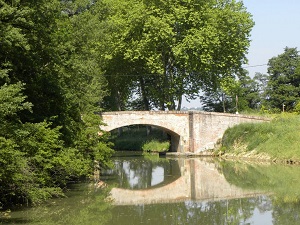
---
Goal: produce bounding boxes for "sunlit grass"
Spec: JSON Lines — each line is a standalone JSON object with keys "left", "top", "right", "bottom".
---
{"left": 142, "top": 140, "right": 170, "bottom": 153}
{"left": 221, "top": 114, "right": 300, "bottom": 161}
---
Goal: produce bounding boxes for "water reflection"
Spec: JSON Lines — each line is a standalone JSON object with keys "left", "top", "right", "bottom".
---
{"left": 107, "top": 156, "right": 263, "bottom": 205}
{"left": 3, "top": 156, "right": 300, "bottom": 225}
{"left": 0, "top": 183, "right": 112, "bottom": 225}
{"left": 101, "top": 155, "right": 181, "bottom": 189}
{"left": 109, "top": 196, "right": 273, "bottom": 225}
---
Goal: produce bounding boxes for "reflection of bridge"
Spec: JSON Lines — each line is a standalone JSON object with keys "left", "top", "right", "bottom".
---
{"left": 110, "top": 159, "right": 262, "bottom": 205}
{"left": 100, "top": 111, "right": 269, "bottom": 153}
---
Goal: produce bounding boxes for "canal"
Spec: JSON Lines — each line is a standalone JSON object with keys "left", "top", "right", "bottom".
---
{"left": 2, "top": 152, "right": 300, "bottom": 225}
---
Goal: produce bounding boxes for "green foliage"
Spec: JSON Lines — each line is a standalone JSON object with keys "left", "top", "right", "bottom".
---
{"left": 201, "top": 47, "right": 300, "bottom": 114}
{"left": 201, "top": 69, "right": 264, "bottom": 113}
{"left": 110, "top": 126, "right": 169, "bottom": 151}
{"left": 101, "top": 0, "right": 254, "bottom": 110}
{"left": 266, "top": 47, "right": 300, "bottom": 111}
{"left": 0, "top": 101, "right": 99, "bottom": 206}
{"left": 142, "top": 141, "right": 170, "bottom": 153}
{"left": 0, "top": 0, "right": 113, "bottom": 207}
{"left": 294, "top": 102, "right": 300, "bottom": 114}
{"left": 221, "top": 114, "right": 300, "bottom": 161}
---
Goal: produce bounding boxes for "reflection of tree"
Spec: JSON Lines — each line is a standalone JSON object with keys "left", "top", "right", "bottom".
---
{"left": 273, "top": 202, "right": 300, "bottom": 225}
{"left": 220, "top": 160, "right": 300, "bottom": 224}
{"left": 220, "top": 161, "right": 300, "bottom": 202}
{"left": 107, "top": 197, "right": 263, "bottom": 225}
{"left": 106, "top": 157, "right": 180, "bottom": 189}
{"left": 0, "top": 184, "right": 112, "bottom": 225}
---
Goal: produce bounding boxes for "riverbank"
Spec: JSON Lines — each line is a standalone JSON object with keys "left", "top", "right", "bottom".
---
{"left": 215, "top": 114, "right": 300, "bottom": 164}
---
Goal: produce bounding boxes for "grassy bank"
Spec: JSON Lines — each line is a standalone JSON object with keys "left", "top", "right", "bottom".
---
{"left": 218, "top": 114, "right": 300, "bottom": 163}
{"left": 109, "top": 126, "right": 170, "bottom": 152}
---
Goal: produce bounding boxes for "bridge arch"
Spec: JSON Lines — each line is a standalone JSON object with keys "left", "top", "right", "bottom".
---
{"left": 100, "top": 111, "right": 190, "bottom": 153}
{"left": 104, "top": 124, "right": 181, "bottom": 152}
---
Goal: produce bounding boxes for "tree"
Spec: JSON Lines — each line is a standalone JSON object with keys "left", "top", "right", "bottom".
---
{"left": 266, "top": 47, "right": 300, "bottom": 111}
{"left": 101, "top": 0, "right": 254, "bottom": 110}
{"left": 251, "top": 72, "right": 269, "bottom": 110}
{"left": 0, "top": 0, "right": 113, "bottom": 207}
{"left": 201, "top": 70, "right": 261, "bottom": 113}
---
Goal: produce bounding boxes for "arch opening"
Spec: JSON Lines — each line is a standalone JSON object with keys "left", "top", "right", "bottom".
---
{"left": 107, "top": 124, "right": 181, "bottom": 152}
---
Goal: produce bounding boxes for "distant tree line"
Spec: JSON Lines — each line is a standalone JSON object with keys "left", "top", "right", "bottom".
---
{"left": 201, "top": 47, "right": 300, "bottom": 113}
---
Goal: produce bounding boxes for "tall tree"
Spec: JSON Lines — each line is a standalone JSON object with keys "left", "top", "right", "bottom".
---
{"left": 266, "top": 47, "right": 300, "bottom": 111}
{"left": 101, "top": 0, "right": 254, "bottom": 110}
{"left": 0, "top": 0, "right": 113, "bottom": 206}
{"left": 251, "top": 72, "right": 269, "bottom": 110}
{"left": 201, "top": 70, "right": 264, "bottom": 113}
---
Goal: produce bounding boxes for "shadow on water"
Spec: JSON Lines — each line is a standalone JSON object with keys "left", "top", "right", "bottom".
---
{"left": 3, "top": 154, "right": 300, "bottom": 224}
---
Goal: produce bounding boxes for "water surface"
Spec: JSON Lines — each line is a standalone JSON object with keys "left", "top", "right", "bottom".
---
{"left": 2, "top": 153, "right": 300, "bottom": 225}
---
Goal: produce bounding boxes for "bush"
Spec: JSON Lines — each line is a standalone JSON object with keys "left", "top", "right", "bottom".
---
{"left": 142, "top": 140, "right": 170, "bottom": 153}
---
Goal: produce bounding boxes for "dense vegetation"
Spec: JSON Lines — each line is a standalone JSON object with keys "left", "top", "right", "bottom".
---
{"left": 101, "top": 0, "right": 254, "bottom": 111}
{"left": 0, "top": 0, "right": 114, "bottom": 207}
{"left": 219, "top": 114, "right": 300, "bottom": 162}
{"left": 201, "top": 47, "right": 300, "bottom": 113}
{"left": 110, "top": 126, "right": 170, "bottom": 153}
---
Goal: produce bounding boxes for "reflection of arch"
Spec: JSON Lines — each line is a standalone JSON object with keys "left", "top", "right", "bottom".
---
{"left": 110, "top": 159, "right": 265, "bottom": 205}
{"left": 108, "top": 157, "right": 182, "bottom": 190}
{"left": 109, "top": 124, "right": 181, "bottom": 152}
{"left": 148, "top": 158, "right": 182, "bottom": 188}
{"left": 111, "top": 175, "right": 189, "bottom": 205}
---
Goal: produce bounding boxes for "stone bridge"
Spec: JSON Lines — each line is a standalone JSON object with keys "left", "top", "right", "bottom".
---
{"left": 110, "top": 159, "right": 263, "bottom": 205}
{"left": 100, "top": 111, "right": 269, "bottom": 154}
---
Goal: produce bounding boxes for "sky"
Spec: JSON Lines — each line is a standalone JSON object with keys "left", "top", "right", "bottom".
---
{"left": 183, "top": 0, "right": 300, "bottom": 108}
{"left": 243, "top": 0, "right": 300, "bottom": 77}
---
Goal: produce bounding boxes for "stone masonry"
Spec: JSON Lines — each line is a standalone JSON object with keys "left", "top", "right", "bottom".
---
{"left": 100, "top": 111, "right": 270, "bottom": 154}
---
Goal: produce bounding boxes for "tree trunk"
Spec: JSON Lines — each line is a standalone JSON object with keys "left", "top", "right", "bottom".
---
{"left": 222, "top": 92, "right": 226, "bottom": 113}
{"left": 139, "top": 77, "right": 150, "bottom": 110}
{"left": 177, "top": 95, "right": 182, "bottom": 111}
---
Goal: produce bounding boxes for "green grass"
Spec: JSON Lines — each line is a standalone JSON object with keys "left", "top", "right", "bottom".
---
{"left": 220, "top": 113, "right": 300, "bottom": 161}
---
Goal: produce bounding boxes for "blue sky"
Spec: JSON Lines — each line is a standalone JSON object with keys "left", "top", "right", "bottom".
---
{"left": 243, "top": 0, "right": 300, "bottom": 77}
{"left": 183, "top": 0, "right": 300, "bottom": 108}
